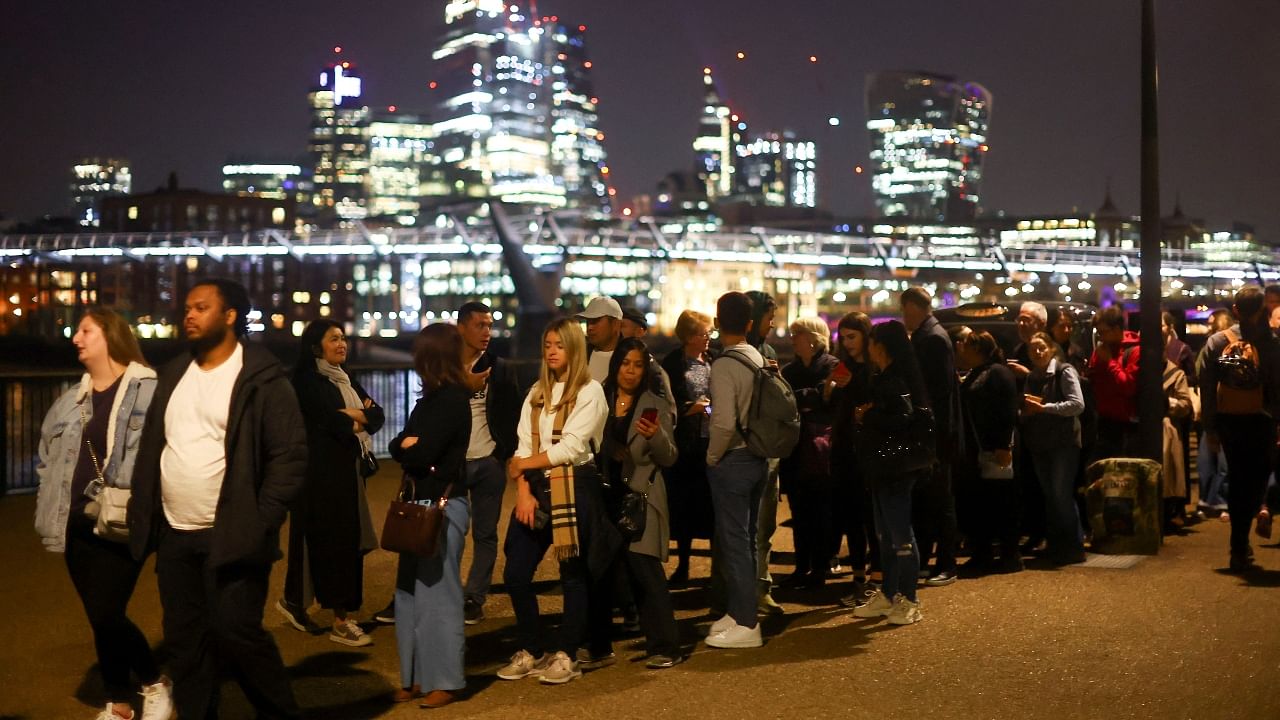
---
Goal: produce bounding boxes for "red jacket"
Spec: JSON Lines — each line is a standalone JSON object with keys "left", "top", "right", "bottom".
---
{"left": 1088, "top": 334, "right": 1140, "bottom": 422}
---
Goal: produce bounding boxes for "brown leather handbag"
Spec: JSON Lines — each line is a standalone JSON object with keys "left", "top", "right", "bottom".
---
{"left": 380, "top": 470, "right": 454, "bottom": 558}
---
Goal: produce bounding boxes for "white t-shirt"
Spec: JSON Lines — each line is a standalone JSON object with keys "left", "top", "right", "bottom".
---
{"left": 466, "top": 354, "right": 497, "bottom": 460}
{"left": 161, "top": 343, "right": 244, "bottom": 530}
{"left": 588, "top": 348, "right": 613, "bottom": 384}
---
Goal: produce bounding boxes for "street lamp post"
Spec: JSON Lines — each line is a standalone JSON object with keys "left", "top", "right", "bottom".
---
{"left": 1137, "top": 0, "right": 1165, "bottom": 462}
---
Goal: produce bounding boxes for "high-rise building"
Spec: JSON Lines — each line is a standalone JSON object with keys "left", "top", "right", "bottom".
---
{"left": 367, "top": 110, "right": 437, "bottom": 224}
{"left": 70, "top": 158, "right": 131, "bottom": 227}
{"left": 693, "top": 68, "right": 733, "bottom": 200}
{"left": 546, "top": 20, "right": 609, "bottom": 211}
{"left": 734, "top": 131, "right": 817, "bottom": 208}
{"left": 309, "top": 60, "right": 370, "bottom": 223}
{"left": 865, "top": 71, "right": 991, "bottom": 222}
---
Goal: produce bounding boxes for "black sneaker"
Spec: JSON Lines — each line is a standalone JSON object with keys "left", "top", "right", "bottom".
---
{"left": 645, "top": 654, "right": 683, "bottom": 669}
{"left": 373, "top": 601, "right": 395, "bottom": 625}
{"left": 464, "top": 599, "right": 485, "bottom": 626}
{"left": 1229, "top": 554, "right": 1260, "bottom": 574}
{"left": 924, "top": 570, "right": 958, "bottom": 587}
{"left": 275, "top": 599, "right": 317, "bottom": 632}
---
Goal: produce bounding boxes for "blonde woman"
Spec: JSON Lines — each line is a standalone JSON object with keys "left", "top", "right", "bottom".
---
{"left": 497, "top": 318, "right": 616, "bottom": 685}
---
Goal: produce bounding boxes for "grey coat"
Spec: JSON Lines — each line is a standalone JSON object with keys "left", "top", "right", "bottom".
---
{"left": 612, "top": 390, "right": 678, "bottom": 561}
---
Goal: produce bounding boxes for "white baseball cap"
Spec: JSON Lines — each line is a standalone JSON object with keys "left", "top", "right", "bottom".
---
{"left": 576, "top": 297, "right": 623, "bottom": 320}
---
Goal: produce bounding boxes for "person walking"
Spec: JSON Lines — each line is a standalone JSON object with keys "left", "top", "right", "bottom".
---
{"left": 279, "top": 320, "right": 384, "bottom": 647}
{"left": 829, "top": 312, "right": 880, "bottom": 601}
{"left": 497, "top": 318, "right": 618, "bottom": 685}
{"left": 36, "top": 309, "right": 173, "bottom": 720}
{"left": 128, "top": 279, "right": 305, "bottom": 720}
{"left": 388, "top": 323, "right": 473, "bottom": 709}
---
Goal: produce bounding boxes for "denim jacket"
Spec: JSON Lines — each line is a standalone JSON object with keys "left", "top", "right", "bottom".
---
{"left": 34, "top": 362, "right": 157, "bottom": 552}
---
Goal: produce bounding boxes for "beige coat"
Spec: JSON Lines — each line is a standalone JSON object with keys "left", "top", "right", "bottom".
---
{"left": 1162, "top": 361, "right": 1193, "bottom": 498}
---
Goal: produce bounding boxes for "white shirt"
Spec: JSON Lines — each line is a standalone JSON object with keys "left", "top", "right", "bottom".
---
{"left": 466, "top": 354, "right": 497, "bottom": 460}
{"left": 160, "top": 343, "right": 243, "bottom": 529}
{"left": 516, "top": 380, "right": 607, "bottom": 467}
{"left": 588, "top": 349, "right": 613, "bottom": 384}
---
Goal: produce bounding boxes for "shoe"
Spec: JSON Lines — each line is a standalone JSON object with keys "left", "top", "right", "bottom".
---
{"left": 646, "top": 653, "right": 683, "bottom": 669}
{"left": 839, "top": 589, "right": 872, "bottom": 609}
{"left": 1219, "top": 512, "right": 1231, "bottom": 523}
{"left": 1257, "top": 509, "right": 1273, "bottom": 539}
{"left": 709, "top": 614, "right": 735, "bottom": 635}
{"left": 886, "top": 594, "right": 922, "bottom": 625}
{"left": 1229, "top": 554, "right": 1260, "bottom": 574}
{"left": 539, "top": 651, "right": 582, "bottom": 684}
{"left": 329, "top": 619, "right": 372, "bottom": 647}
{"left": 999, "top": 555, "right": 1025, "bottom": 573}
{"left": 463, "top": 599, "right": 485, "bottom": 626}
{"left": 779, "top": 571, "right": 812, "bottom": 588}
{"left": 139, "top": 675, "right": 173, "bottom": 720}
{"left": 705, "top": 622, "right": 763, "bottom": 649}
{"left": 275, "top": 599, "right": 314, "bottom": 632}
{"left": 419, "top": 690, "right": 456, "bottom": 709}
{"left": 575, "top": 648, "right": 616, "bottom": 670}
{"left": 668, "top": 565, "right": 690, "bottom": 586}
{"left": 925, "top": 570, "right": 958, "bottom": 587}
{"left": 758, "top": 593, "right": 784, "bottom": 615}
{"left": 392, "top": 684, "right": 422, "bottom": 703}
{"left": 94, "top": 704, "right": 131, "bottom": 720}
{"left": 1049, "top": 551, "right": 1087, "bottom": 566}
{"left": 1021, "top": 538, "right": 1046, "bottom": 555}
{"left": 852, "top": 589, "right": 893, "bottom": 618}
{"left": 497, "top": 650, "right": 549, "bottom": 680}
{"left": 917, "top": 569, "right": 931, "bottom": 580}
{"left": 373, "top": 601, "right": 395, "bottom": 624}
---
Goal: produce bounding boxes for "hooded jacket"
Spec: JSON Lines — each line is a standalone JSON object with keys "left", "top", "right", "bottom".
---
{"left": 128, "top": 342, "right": 307, "bottom": 568}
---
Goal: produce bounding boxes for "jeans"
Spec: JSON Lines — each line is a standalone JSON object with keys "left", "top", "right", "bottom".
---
{"left": 1217, "top": 414, "right": 1275, "bottom": 557}
{"left": 872, "top": 471, "right": 923, "bottom": 602}
{"left": 463, "top": 456, "right": 506, "bottom": 606}
{"left": 1030, "top": 445, "right": 1085, "bottom": 558}
{"left": 708, "top": 449, "right": 768, "bottom": 627}
{"left": 912, "top": 462, "right": 958, "bottom": 573}
{"left": 756, "top": 458, "right": 781, "bottom": 594}
{"left": 1196, "top": 431, "right": 1229, "bottom": 510}
{"left": 395, "top": 496, "right": 469, "bottom": 692}
{"left": 64, "top": 522, "right": 161, "bottom": 703}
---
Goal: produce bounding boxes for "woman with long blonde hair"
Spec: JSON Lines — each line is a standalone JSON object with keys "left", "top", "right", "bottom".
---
{"left": 497, "top": 317, "right": 617, "bottom": 686}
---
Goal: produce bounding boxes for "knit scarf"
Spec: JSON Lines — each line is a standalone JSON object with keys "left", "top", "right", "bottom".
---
{"left": 315, "top": 358, "right": 372, "bottom": 453}
{"left": 531, "top": 398, "right": 579, "bottom": 561}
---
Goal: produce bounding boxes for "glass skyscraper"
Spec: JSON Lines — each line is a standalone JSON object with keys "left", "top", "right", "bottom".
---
{"left": 309, "top": 60, "right": 370, "bottom": 223}
{"left": 693, "top": 68, "right": 733, "bottom": 200}
{"left": 734, "top": 130, "right": 817, "bottom": 208}
{"left": 70, "top": 158, "right": 131, "bottom": 227}
{"left": 865, "top": 71, "right": 991, "bottom": 222}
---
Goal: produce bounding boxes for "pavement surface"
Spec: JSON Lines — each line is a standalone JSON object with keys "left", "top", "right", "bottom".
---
{"left": 3, "top": 465, "right": 1279, "bottom": 720}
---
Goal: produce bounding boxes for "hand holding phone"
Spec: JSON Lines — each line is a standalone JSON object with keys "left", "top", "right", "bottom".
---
{"left": 640, "top": 407, "right": 659, "bottom": 424}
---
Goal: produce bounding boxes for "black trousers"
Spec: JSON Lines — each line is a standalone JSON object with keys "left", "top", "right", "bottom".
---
{"left": 967, "top": 476, "right": 1022, "bottom": 559}
{"left": 912, "top": 462, "right": 959, "bottom": 572}
{"left": 156, "top": 526, "right": 300, "bottom": 720}
{"left": 65, "top": 522, "right": 161, "bottom": 703}
{"left": 597, "top": 549, "right": 680, "bottom": 657}
{"left": 788, "top": 476, "right": 835, "bottom": 575}
{"left": 1217, "top": 414, "right": 1275, "bottom": 557}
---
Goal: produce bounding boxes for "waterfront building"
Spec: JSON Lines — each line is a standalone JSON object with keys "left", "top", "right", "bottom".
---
{"left": 309, "top": 60, "right": 370, "bottom": 223}
{"left": 865, "top": 71, "right": 991, "bottom": 222}
{"left": 70, "top": 158, "right": 131, "bottom": 227}
{"left": 97, "top": 174, "right": 294, "bottom": 233}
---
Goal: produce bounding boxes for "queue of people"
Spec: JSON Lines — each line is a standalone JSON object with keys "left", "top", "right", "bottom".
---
{"left": 35, "top": 277, "right": 1276, "bottom": 718}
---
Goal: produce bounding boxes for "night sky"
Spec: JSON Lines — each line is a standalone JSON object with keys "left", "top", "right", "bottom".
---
{"left": 3, "top": 1, "right": 1277, "bottom": 236}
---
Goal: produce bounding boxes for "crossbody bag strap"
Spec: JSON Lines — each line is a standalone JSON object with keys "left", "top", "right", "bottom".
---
{"left": 78, "top": 402, "right": 107, "bottom": 490}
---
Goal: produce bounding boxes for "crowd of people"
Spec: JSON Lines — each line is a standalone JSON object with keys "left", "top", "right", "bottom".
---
{"left": 33, "top": 277, "right": 1280, "bottom": 718}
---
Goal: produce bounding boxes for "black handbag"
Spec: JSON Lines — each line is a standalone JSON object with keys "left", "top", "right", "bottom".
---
{"left": 359, "top": 447, "right": 380, "bottom": 479}
{"left": 858, "top": 401, "right": 936, "bottom": 478}
{"left": 613, "top": 484, "right": 648, "bottom": 542}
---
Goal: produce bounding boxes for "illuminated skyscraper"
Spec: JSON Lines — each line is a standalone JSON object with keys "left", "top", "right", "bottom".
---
{"left": 367, "top": 110, "right": 437, "bottom": 224}
{"left": 546, "top": 20, "right": 608, "bottom": 211}
{"left": 309, "top": 60, "right": 370, "bottom": 223}
{"left": 693, "top": 68, "right": 733, "bottom": 199}
{"left": 70, "top": 158, "right": 131, "bottom": 227}
{"left": 734, "top": 131, "right": 817, "bottom": 208}
{"left": 865, "top": 71, "right": 990, "bottom": 222}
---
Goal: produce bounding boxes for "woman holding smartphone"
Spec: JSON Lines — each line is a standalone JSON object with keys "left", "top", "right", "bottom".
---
{"left": 600, "top": 338, "right": 683, "bottom": 668}
{"left": 498, "top": 318, "right": 617, "bottom": 685}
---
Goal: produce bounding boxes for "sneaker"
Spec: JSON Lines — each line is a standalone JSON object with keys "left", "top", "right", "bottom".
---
{"left": 1219, "top": 512, "right": 1231, "bottom": 523}
{"left": 709, "top": 614, "right": 735, "bottom": 635}
{"left": 464, "top": 599, "right": 485, "bottom": 625}
{"left": 839, "top": 589, "right": 871, "bottom": 609}
{"left": 94, "top": 705, "right": 131, "bottom": 720}
{"left": 706, "top": 622, "right": 763, "bottom": 649}
{"left": 852, "top": 589, "right": 893, "bottom": 618}
{"left": 139, "top": 676, "right": 173, "bottom": 720}
{"left": 275, "top": 599, "right": 314, "bottom": 632}
{"left": 575, "top": 648, "right": 616, "bottom": 670}
{"left": 373, "top": 601, "right": 395, "bottom": 625}
{"left": 1229, "top": 554, "right": 1260, "bottom": 574}
{"left": 539, "top": 651, "right": 582, "bottom": 684}
{"left": 886, "top": 594, "right": 922, "bottom": 625}
{"left": 329, "top": 619, "right": 372, "bottom": 647}
{"left": 1257, "top": 509, "right": 1273, "bottom": 539}
{"left": 497, "top": 650, "right": 549, "bottom": 680}
{"left": 925, "top": 570, "right": 958, "bottom": 587}
{"left": 758, "top": 593, "right": 784, "bottom": 615}
{"left": 646, "top": 653, "right": 683, "bottom": 669}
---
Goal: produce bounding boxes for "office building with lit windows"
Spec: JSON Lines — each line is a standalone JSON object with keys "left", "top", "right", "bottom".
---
{"left": 546, "top": 19, "right": 609, "bottom": 211}
{"left": 70, "top": 158, "right": 132, "bottom": 227}
{"left": 309, "top": 60, "right": 370, "bottom": 223}
{"left": 693, "top": 69, "right": 733, "bottom": 200}
{"left": 367, "top": 110, "right": 437, "bottom": 224}
{"left": 733, "top": 131, "right": 817, "bottom": 208}
{"left": 222, "top": 163, "right": 312, "bottom": 222}
{"left": 865, "top": 71, "right": 990, "bottom": 222}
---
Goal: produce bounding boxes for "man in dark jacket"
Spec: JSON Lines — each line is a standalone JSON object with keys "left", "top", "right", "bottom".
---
{"left": 457, "top": 301, "right": 522, "bottom": 625}
{"left": 129, "top": 279, "right": 306, "bottom": 720}
{"left": 901, "top": 287, "right": 961, "bottom": 586}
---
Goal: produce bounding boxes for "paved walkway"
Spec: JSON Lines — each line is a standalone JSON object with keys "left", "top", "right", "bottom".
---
{"left": 3, "top": 467, "right": 1279, "bottom": 720}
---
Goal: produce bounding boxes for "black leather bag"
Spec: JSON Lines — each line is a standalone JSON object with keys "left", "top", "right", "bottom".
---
{"left": 858, "top": 402, "right": 937, "bottom": 479}
{"left": 613, "top": 485, "right": 648, "bottom": 542}
{"left": 359, "top": 448, "right": 380, "bottom": 479}
{"left": 380, "top": 471, "right": 452, "bottom": 557}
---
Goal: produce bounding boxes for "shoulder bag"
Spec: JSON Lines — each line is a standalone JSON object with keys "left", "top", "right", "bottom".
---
{"left": 80, "top": 403, "right": 130, "bottom": 543}
{"left": 380, "top": 470, "right": 453, "bottom": 557}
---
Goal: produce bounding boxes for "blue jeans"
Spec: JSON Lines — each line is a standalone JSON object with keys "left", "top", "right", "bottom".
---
{"left": 872, "top": 472, "right": 921, "bottom": 602}
{"left": 708, "top": 449, "right": 768, "bottom": 627}
{"left": 1031, "top": 445, "right": 1085, "bottom": 558}
{"left": 395, "top": 496, "right": 470, "bottom": 692}
{"left": 1196, "top": 432, "right": 1228, "bottom": 510}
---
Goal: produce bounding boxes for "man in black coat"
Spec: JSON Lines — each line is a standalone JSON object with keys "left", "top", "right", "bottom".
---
{"left": 129, "top": 279, "right": 306, "bottom": 720}
{"left": 901, "top": 287, "right": 961, "bottom": 586}
{"left": 457, "top": 301, "right": 523, "bottom": 625}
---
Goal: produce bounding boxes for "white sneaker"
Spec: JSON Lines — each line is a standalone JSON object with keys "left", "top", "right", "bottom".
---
{"left": 496, "top": 649, "right": 549, "bottom": 680}
{"left": 329, "top": 619, "right": 372, "bottom": 647}
{"left": 93, "top": 705, "right": 128, "bottom": 720}
{"left": 709, "top": 614, "right": 735, "bottom": 635}
{"left": 539, "top": 651, "right": 583, "bottom": 684}
{"left": 139, "top": 676, "right": 173, "bottom": 720}
{"left": 887, "top": 594, "right": 922, "bottom": 625}
{"left": 852, "top": 589, "right": 893, "bottom": 618}
{"left": 705, "top": 622, "right": 763, "bottom": 649}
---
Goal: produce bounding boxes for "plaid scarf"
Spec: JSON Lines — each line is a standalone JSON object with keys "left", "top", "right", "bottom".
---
{"left": 531, "top": 399, "right": 580, "bottom": 561}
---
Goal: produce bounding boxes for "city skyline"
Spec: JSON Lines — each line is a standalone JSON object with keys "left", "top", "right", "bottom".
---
{"left": 2, "top": 1, "right": 1277, "bottom": 235}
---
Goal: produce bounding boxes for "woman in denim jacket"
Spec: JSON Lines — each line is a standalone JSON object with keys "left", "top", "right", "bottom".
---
{"left": 34, "top": 309, "right": 172, "bottom": 720}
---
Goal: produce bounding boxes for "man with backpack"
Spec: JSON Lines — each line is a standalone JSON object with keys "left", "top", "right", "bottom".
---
{"left": 1198, "top": 286, "right": 1280, "bottom": 572}
{"left": 705, "top": 292, "right": 799, "bottom": 649}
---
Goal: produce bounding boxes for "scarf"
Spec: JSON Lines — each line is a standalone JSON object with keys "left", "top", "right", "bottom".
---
{"left": 315, "top": 358, "right": 372, "bottom": 453}
{"left": 531, "top": 397, "right": 580, "bottom": 561}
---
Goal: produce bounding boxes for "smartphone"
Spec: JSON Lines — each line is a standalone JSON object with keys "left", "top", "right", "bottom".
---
{"left": 640, "top": 408, "right": 659, "bottom": 424}
{"left": 831, "top": 363, "right": 851, "bottom": 380}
